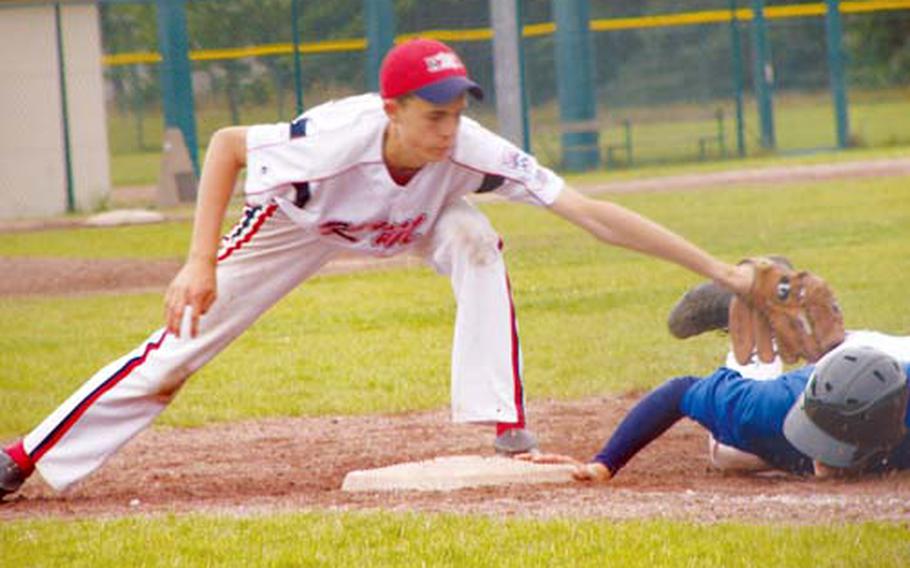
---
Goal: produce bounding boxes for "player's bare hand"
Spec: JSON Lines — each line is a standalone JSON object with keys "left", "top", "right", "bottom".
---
{"left": 724, "top": 263, "right": 755, "bottom": 296}
{"left": 515, "top": 452, "right": 581, "bottom": 466}
{"left": 165, "top": 257, "right": 217, "bottom": 338}
{"left": 515, "top": 453, "right": 612, "bottom": 483}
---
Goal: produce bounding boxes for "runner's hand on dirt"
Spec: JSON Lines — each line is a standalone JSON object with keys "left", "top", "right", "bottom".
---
{"left": 165, "top": 257, "right": 216, "bottom": 338}
{"left": 516, "top": 453, "right": 613, "bottom": 483}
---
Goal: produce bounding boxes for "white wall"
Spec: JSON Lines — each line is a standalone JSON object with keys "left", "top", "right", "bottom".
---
{"left": 0, "top": 2, "right": 110, "bottom": 220}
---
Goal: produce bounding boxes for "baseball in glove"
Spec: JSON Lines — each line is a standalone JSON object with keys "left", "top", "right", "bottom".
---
{"left": 731, "top": 257, "right": 845, "bottom": 365}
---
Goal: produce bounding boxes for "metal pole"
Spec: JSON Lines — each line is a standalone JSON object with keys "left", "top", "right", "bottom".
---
{"left": 825, "top": 0, "right": 850, "bottom": 148}
{"left": 750, "top": 0, "right": 775, "bottom": 150}
{"left": 552, "top": 0, "right": 599, "bottom": 171}
{"left": 490, "top": 0, "right": 529, "bottom": 151}
{"left": 728, "top": 0, "right": 746, "bottom": 157}
{"left": 291, "top": 0, "right": 304, "bottom": 115}
{"left": 717, "top": 108, "right": 727, "bottom": 158}
{"left": 364, "top": 0, "right": 395, "bottom": 92}
{"left": 516, "top": 0, "right": 530, "bottom": 152}
{"left": 54, "top": 3, "right": 75, "bottom": 213}
{"left": 156, "top": 0, "right": 198, "bottom": 173}
{"left": 623, "top": 119, "right": 633, "bottom": 166}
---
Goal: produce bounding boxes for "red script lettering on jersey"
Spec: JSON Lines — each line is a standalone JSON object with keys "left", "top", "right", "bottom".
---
{"left": 318, "top": 214, "right": 427, "bottom": 249}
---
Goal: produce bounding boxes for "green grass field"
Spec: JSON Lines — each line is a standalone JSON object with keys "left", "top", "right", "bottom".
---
{"left": 2, "top": 175, "right": 908, "bottom": 436}
{"left": 3, "top": 512, "right": 909, "bottom": 567}
{"left": 1, "top": 161, "right": 909, "bottom": 564}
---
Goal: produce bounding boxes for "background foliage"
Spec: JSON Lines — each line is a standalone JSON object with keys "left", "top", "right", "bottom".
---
{"left": 99, "top": 1, "right": 910, "bottom": 160}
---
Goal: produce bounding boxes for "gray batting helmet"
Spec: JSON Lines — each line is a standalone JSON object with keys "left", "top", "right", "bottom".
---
{"left": 783, "top": 345, "right": 908, "bottom": 469}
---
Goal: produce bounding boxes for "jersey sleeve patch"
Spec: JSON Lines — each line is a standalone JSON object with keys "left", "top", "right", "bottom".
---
{"left": 499, "top": 148, "right": 536, "bottom": 183}
{"left": 453, "top": 118, "right": 565, "bottom": 206}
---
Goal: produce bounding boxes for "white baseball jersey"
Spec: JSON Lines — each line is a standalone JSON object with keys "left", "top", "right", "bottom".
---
{"left": 244, "top": 94, "right": 564, "bottom": 257}
{"left": 24, "top": 93, "right": 558, "bottom": 491}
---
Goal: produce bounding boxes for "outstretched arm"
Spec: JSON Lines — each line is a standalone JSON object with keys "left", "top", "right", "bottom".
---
{"left": 549, "top": 186, "right": 752, "bottom": 294}
{"left": 593, "top": 376, "right": 699, "bottom": 476}
{"left": 519, "top": 376, "right": 699, "bottom": 482}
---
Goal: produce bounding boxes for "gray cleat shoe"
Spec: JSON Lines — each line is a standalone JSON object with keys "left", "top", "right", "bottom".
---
{"left": 667, "top": 282, "right": 733, "bottom": 339}
{"left": 0, "top": 450, "right": 26, "bottom": 500}
{"left": 493, "top": 428, "right": 539, "bottom": 456}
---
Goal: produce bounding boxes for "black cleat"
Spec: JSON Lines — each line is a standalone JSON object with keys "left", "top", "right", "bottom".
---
{"left": 667, "top": 255, "right": 791, "bottom": 340}
{"left": 0, "top": 450, "right": 26, "bottom": 500}
{"left": 667, "top": 282, "right": 733, "bottom": 339}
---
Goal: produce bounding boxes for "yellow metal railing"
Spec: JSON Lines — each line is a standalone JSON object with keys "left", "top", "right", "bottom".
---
{"left": 102, "top": 0, "right": 910, "bottom": 67}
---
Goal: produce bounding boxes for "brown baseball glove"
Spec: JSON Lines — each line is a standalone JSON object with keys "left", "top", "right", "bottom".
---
{"left": 730, "top": 257, "right": 845, "bottom": 365}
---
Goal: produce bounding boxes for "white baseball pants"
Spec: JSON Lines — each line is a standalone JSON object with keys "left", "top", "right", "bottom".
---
{"left": 24, "top": 198, "right": 525, "bottom": 491}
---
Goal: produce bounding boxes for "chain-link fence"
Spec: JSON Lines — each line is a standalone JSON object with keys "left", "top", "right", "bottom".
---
{"left": 98, "top": 0, "right": 910, "bottom": 185}
{"left": 843, "top": 6, "right": 910, "bottom": 148}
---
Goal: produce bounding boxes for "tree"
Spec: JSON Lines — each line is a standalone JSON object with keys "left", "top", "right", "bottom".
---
{"left": 844, "top": 14, "right": 910, "bottom": 87}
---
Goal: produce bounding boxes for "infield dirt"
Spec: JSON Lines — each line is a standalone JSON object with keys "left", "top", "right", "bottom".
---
{"left": 2, "top": 396, "right": 909, "bottom": 523}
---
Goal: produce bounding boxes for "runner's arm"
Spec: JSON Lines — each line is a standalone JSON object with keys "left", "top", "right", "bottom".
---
{"left": 593, "top": 376, "right": 700, "bottom": 476}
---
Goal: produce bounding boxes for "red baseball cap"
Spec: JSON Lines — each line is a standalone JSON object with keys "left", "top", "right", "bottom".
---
{"left": 379, "top": 38, "right": 484, "bottom": 104}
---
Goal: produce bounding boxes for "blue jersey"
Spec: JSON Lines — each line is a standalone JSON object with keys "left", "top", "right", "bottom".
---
{"left": 595, "top": 362, "right": 910, "bottom": 477}
{"left": 680, "top": 364, "right": 910, "bottom": 475}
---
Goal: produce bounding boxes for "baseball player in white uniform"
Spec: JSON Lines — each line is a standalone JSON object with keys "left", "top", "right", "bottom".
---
{"left": 1, "top": 38, "right": 755, "bottom": 498}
